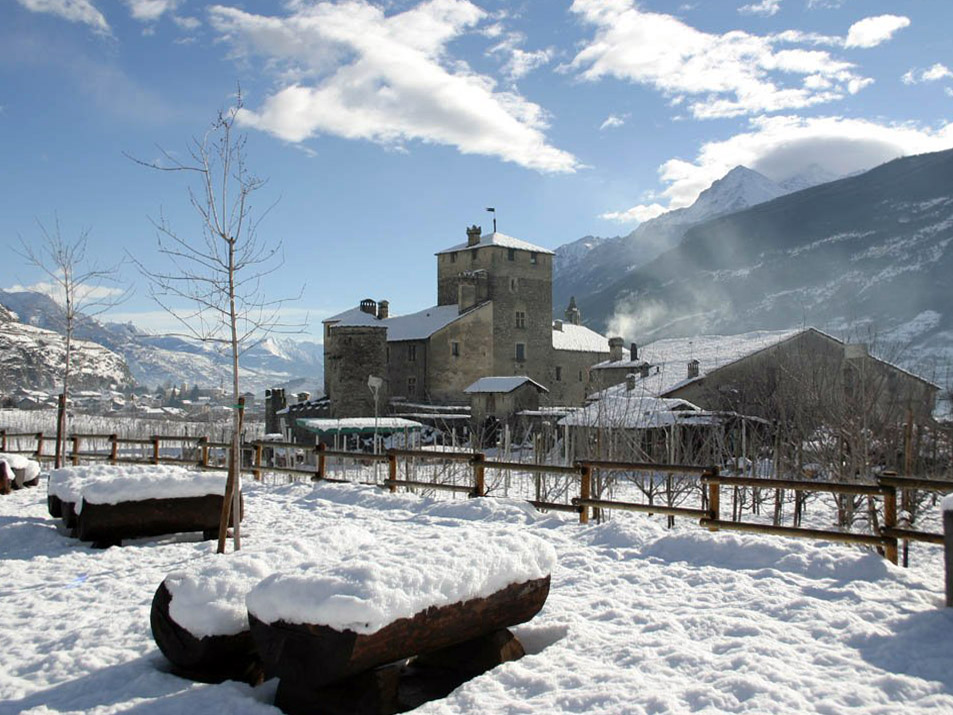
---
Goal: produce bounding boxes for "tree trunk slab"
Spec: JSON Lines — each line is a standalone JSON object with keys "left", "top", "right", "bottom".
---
{"left": 151, "top": 580, "right": 263, "bottom": 685}
{"left": 249, "top": 575, "right": 549, "bottom": 690}
{"left": 77, "top": 493, "right": 239, "bottom": 544}
{"left": 48, "top": 493, "right": 63, "bottom": 517}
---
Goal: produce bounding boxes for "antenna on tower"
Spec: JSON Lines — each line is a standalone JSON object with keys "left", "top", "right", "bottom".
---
{"left": 485, "top": 207, "right": 496, "bottom": 233}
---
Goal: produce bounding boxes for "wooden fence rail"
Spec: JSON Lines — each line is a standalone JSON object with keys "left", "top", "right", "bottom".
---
{"left": 6, "top": 429, "right": 953, "bottom": 565}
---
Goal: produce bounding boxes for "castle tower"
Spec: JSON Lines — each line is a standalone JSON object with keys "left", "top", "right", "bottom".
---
{"left": 565, "top": 296, "right": 582, "bottom": 325}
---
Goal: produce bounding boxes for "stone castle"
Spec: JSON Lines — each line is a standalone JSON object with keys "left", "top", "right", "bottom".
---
{"left": 323, "top": 225, "right": 611, "bottom": 418}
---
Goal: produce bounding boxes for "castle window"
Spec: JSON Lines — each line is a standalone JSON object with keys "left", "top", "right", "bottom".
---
{"left": 515, "top": 343, "right": 525, "bottom": 362}
{"left": 510, "top": 278, "right": 518, "bottom": 293}
{"left": 515, "top": 311, "right": 526, "bottom": 329}
{"left": 408, "top": 344, "right": 417, "bottom": 362}
{"left": 450, "top": 253, "right": 456, "bottom": 263}
{"left": 530, "top": 252, "right": 538, "bottom": 265}
{"left": 578, "top": 370, "right": 583, "bottom": 382}
{"left": 507, "top": 248, "right": 515, "bottom": 261}
{"left": 471, "top": 249, "right": 478, "bottom": 261}
{"left": 451, "top": 341, "right": 460, "bottom": 357}
{"left": 555, "top": 366, "right": 562, "bottom": 382}
{"left": 408, "top": 376, "right": 417, "bottom": 396}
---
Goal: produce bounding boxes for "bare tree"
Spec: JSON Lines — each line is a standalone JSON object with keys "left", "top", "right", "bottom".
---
{"left": 17, "top": 218, "right": 127, "bottom": 468}
{"left": 128, "top": 93, "right": 301, "bottom": 553}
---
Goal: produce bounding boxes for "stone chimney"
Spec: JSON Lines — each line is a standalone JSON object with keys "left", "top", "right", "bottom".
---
{"left": 553, "top": 319, "right": 563, "bottom": 332}
{"left": 640, "top": 363, "right": 650, "bottom": 378}
{"left": 467, "top": 225, "right": 482, "bottom": 247}
{"left": 360, "top": 298, "right": 377, "bottom": 315}
{"left": 297, "top": 391, "right": 311, "bottom": 403}
{"left": 377, "top": 300, "right": 389, "bottom": 320}
{"left": 687, "top": 358, "right": 700, "bottom": 379}
{"left": 625, "top": 373, "right": 636, "bottom": 391}
{"left": 609, "top": 337, "right": 624, "bottom": 362}
{"left": 630, "top": 343, "right": 638, "bottom": 361}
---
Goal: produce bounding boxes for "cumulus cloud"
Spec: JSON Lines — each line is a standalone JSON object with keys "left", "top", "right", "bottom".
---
{"left": 568, "top": 0, "right": 872, "bottom": 119}
{"left": 10, "top": 280, "right": 125, "bottom": 307}
{"left": 486, "top": 28, "right": 554, "bottom": 81}
{"left": 123, "top": 0, "right": 179, "bottom": 22}
{"left": 15, "top": 0, "right": 109, "bottom": 33}
{"left": 601, "top": 203, "right": 667, "bottom": 224}
{"left": 208, "top": 0, "right": 578, "bottom": 174}
{"left": 903, "top": 63, "right": 953, "bottom": 85}
{"left": 738, "top": 0, "right": 781, "bottom": 17}
{"left": 599, "top": 113, "right": 627, "bottom": 130}
{"left": 844, "top": 15, "right": 910, "bottom": 49}
{"left": 603, "top": 115, "right": 953, "bottom": 223}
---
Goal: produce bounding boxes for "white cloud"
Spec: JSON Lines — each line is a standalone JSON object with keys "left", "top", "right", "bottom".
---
{"left": 172, "top": 15, "right": 200, "bottom": 31}
{"left": 486, "top": 28, "right": 554, "bottom": 81}
{"left": 905, "top": 63, "right": 953, "bottom": 85}
{"left": 16, "top": 0, "right": 109, "bottom": 33}
{"left": 739, "top": 0, "right": 781, "bottom": 17}
{"left": 9, "top": 280, "right": 125, "bottom": 307}
{"left": 568, "top": 0, "right": 871, "bottom": 120}
{"left": 844, "top": 15, "right": 910, "bottom": 49}
{"left": 123, "top": 0, "right": 179, "bottom": 22}
{"left": 601, "top": 203, "right": 667, "bottom": 224}
{"left": 603, "top": 115, "right": 953, "bottom": 223}
{"left": 599, "top": 113, "right": 627, "bottom": 130}
{"left": 209, "top": 0, "right": 578, "bottom": 174}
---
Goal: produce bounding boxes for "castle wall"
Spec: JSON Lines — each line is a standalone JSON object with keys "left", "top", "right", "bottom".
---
{"left": 426, "top": 303, "right": 494, "bottom": 404}
{"left": 548, "top": 348, "right": 606, "bottom": 405}
{"left": 386, "top": 339, "right": 429, "bottom": 403}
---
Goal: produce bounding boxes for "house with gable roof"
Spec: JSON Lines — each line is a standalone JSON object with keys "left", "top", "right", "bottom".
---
{"left": 323, "top": 225, "right": 610, "bottom": 418}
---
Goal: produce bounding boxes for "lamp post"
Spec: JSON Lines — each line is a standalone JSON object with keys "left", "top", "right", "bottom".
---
{"left": 367, "top": 375, "right": 383, "bottom": 455}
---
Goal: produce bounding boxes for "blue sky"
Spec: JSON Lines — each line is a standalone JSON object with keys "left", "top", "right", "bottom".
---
{"left": 2, "top": 0, "right": 952, "bottom": 340}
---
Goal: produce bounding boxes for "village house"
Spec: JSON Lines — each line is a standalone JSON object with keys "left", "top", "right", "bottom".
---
{"left": 570, "top": 328, "right": 939, "bottom": 470}
{"left": 323, "top": 226, "right": 610, "bottom": 419}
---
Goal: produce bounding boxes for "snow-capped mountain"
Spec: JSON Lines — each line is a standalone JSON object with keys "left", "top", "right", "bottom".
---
{"left": 580, "top": 148, "right": 953, "bottom": 377}
{"left": 0, "top": 304, "right": 133, "bottom": 394}
{"left": 0, "top": 291, "right": 323, "bottom": 394}
{"left": 553, "top": 165, "right": 835, "bottom": 314}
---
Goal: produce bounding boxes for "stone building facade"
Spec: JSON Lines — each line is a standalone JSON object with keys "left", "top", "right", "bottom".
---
{"left": 323, "top": 226, "right": 610, "bottom": 418}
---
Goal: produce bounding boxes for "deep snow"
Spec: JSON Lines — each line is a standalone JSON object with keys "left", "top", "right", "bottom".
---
{"left": 1, "top": 478, "right": 952, "bottom": 714}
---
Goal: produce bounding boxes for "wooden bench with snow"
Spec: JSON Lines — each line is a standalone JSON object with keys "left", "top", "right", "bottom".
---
{"left": 0, "top": 453, "right": 41, "bottom": 495}
{"left": 46, "top": 464, "right": 238, "bottom": 547}
{"left": 150, "top": 531, "right": 555, "bottom": 715}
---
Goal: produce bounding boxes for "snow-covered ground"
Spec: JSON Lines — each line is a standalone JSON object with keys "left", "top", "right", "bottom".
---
{"left": 2, "top": 478, "right": 952, "bottom": 714}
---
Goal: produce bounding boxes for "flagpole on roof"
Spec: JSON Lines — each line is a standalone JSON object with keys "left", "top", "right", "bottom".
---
{"left": 486, "top": 207, "right": 496, "bottom": 233}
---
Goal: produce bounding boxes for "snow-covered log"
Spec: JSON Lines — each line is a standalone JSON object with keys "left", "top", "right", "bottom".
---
{"left": 77, "top": 493, "right": 237, "bottom": 546}
{"left": 246, "top": 532, "right": 554, "bottom": 690}
{"left": 0, "top": 461, "right": 10, "bottom": 495}
{"left": 151, "top": 580, "right": 263, "bottom": 684}
{"left": 0, "top": 453, "right": 40, "bottom": 489}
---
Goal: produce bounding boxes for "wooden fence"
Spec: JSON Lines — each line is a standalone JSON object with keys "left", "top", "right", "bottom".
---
{"left": 4, "top": 429, "right": 951, "bottom": 566}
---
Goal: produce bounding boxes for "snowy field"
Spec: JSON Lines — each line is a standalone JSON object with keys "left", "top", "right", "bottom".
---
{"left": 2, "top": 478, "right": 953, "bottom": 714}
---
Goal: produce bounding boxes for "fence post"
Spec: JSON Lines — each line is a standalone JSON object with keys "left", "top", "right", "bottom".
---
{"left": 198, "top": 437, "right": 209, "bottom": 469}
{"left": 944, "top": 501, "right": 953, "bottom": 607}
{"left": 1, "top": 429, "right": 6, "bottom": 451}
{"left": 71, "top": 435, "right": 80, "bottom": 466}
{"left": 579, "top": 465, "right": 591, "bottom": 524}
{"left": 472, "top": 452, "right": 486, "bottom": 497}
{"left": 316, "top": 442, "right": 326, "bottom": 482}
{"left": 110, "top": 434, "right": 118, "bottom": 464}
{"left": 152, "top": 436, "right": 161, "bottom": 466}
{"left": 707, "top": 468, "right": 720, "bottom": 531}
{"left": 387, "top": 451, "right": 398, "bottom": 493}
{"left": 253, "top": 442, "right": 263, "bottom": 482}
{"left": 35, "top": 432, "right": 44, "bottom": 461}
{"left": 881, "top": 481, "right": 899, "bottom": 565}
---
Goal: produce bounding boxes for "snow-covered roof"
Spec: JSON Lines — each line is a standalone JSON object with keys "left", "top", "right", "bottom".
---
{"left": 552, "top": 322, "right": 609, "bottom": 353}
{"left": 559, "top": 394, "right": 709, "bottom": 429}
{"left": 324, "top": 304, "right": 472, "bottom": 342}
{"left": 464, "top": 376, "right": 549, "bottom": 394}
{"left": 436, "top": 231, "right": 554, "bottom": 255}
{"left": 592, "top": 329, "right": 802, "bottom": 397}
{"left": 296, "top": 417, "right": 424, "bottom": 434}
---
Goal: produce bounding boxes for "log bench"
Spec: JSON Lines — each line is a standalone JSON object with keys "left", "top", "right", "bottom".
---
{"left": 47, "top": 464, "right": 233, "bottom": 546}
